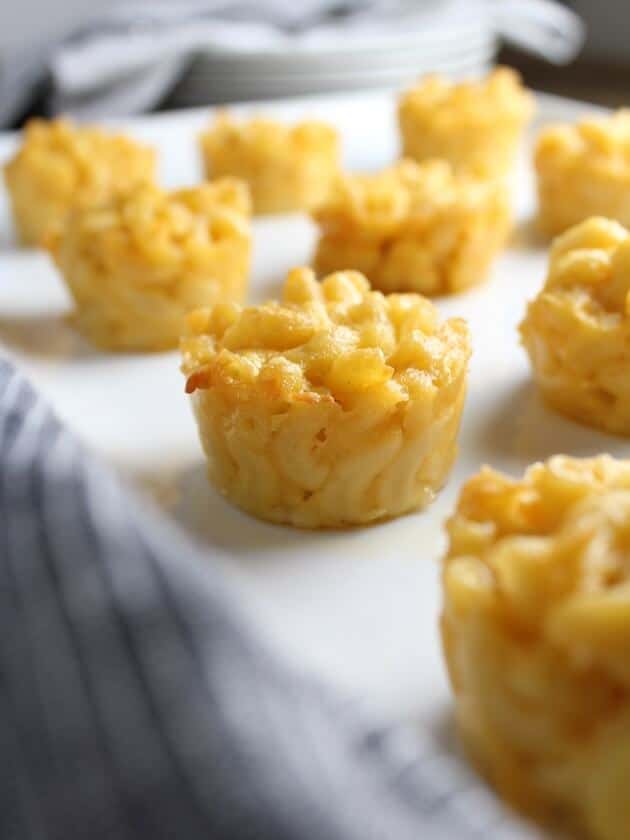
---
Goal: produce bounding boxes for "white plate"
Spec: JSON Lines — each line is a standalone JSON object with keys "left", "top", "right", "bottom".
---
{"left": 174, "top": 20, "right": 495, "bottom": 105}
{"left": 177, "top": 56, "right": 494, "bottom": 104}
{"left": 188, "top": 44, "right": 494, "bottom": 80}
{"left": 176, "top": 38, "right": 495, "bottom": 105}
{"left": 0, "top": 90, "right": 614, "bottom": 837}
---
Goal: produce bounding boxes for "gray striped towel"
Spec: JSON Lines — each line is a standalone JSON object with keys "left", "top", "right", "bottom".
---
{"left": 0, "top": 357, "right": 534, "bottom": 839}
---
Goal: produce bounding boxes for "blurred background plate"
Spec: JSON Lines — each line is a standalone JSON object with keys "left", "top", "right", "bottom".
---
{"left": 169, "top": 0, "right": 583, "bottom": 107}
{"left": 175, "top": 44, "right": 495, "bottom": 105}
{"left": 172, "top": 1, "right": 495, "bottom": 105}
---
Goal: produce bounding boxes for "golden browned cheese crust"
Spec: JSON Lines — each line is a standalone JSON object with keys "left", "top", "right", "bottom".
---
{"left": 536, "top": 110, "right": 630, "bottom": 236}
{"left": 398, "top": 67, "right": 533, "bottom": 178}
{"left": 182, "top": 268, "right": 471, "bottom": 527}
{"left": 199, "top": 114, "right": 339, "bottom": 214}
{"left": 442, "top": 455, "right": 630, "bottom": 840}
{"left": 520, "top": 216, "right": 630, "bottom": 435}
{"left": 48, "top": 179, "right": 251, "bottom": 351}
{"left": 312, "top": 159, "right": 510, "bottom": 296}
{"left": 3, "top": 118, "right": 156, "bottom": 246}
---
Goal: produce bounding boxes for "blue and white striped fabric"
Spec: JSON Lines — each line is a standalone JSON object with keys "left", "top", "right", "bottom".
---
{"left": 0, "top": 358, "right": 532, "bottom": 840}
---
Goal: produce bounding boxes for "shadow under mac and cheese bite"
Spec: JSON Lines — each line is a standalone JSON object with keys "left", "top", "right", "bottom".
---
{"left": 442, "top": 455, "right": 630, "bottom": 840}
{"left": 200, "top": 114, "right": 339, "bottom": 215}
{"left": 536, "top": 110, "right": 630, "bottom": 237}
{"left": 47, "top": 179, "right": 251, "bottom": 352}
{"left": 398, "top": 67, "right": 533, "bottom": 178}
{"left": 520, "top": 216, "right": 630, "bottom": 436}
{"left": 182, "top": 268, "right": 471, "bottom": 528}
{"left": 3, "top": 118, "right": 156, "bottom": 246}
{"left": 312, "top": 159, "right": 510, "bottom": 297}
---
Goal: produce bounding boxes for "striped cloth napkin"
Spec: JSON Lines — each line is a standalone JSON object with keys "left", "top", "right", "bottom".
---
{"left": 0, "top": 356, "right": 539, "bottom": 839}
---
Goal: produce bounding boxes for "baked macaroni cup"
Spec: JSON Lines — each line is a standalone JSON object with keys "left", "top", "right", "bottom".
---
{"left": 536, "top": 110, "right": 630, "bottom": 237}
{"left": 520, "top": 216, "right": 630, "bottom": 436}
{"left": 47, "top": 179, "right": 251, "bottom": 352}
{"left": 182, "top": 267, "right": 471, "bottom": 528}
{"left": 312, "top": 159, "right": 510, "bottom": 297}
{"left": 398, "top": 67, "right": 533, "bottom": 178}
{"left": 442, "top": 455, "right": 630, "bottom": 840}
{"left": 199, "top": 113, "right": 340, "bottom": 215}
{"left": 3, "top": 117, "right": 156, "bottom": 247}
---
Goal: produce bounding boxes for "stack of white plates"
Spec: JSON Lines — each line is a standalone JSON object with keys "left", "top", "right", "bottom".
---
{"left": 173, "top": 0, "right": 497, "bottom": 105}
{"left": 170, "top": 0, "right": 583, "bottom": 107}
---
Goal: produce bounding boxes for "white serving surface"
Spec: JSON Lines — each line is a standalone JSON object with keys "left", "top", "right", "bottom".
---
{"left": 0, "top": 90, "right": 620, "bottom": 837}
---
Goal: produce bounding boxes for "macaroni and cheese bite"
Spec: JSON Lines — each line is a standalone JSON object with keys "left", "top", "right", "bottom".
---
{"left": 520, "top": 216, "right": 630, "bottom": 436}
{"left": 199, "top": 114, "right": 339, "bottom": 215}
{"left": 398, "top": 67, "right": 533, "bottom": 178}
{"left": 536, "top": 110, "right": 630, "bottom": 236}
{"left": 182, "top": 268, "right": 471, "bottom": 528}
{"left": 312, "top": 159, "right": 510, "bottom": 297}
{"left": 47, "top": 179, "right": 251, "bottom": 352}
{"left": 442, "top": 455, "right": 630, "bottom": 840}
{"left": 3, "top": 118, "right": 156, "bottom": 246}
